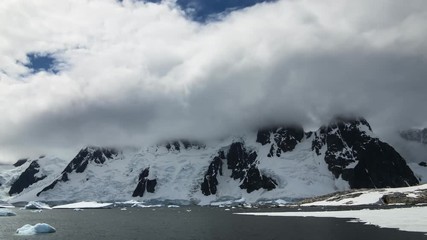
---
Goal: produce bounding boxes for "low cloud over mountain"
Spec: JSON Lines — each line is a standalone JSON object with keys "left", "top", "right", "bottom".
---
{"left": 1, "top": 0, "right": 427, "bottom": 162}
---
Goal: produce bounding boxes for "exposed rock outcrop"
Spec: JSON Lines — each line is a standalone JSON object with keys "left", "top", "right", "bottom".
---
{"left": 132, "top": 167, "right": 157, "bottom": 197}
{"left": 9, "top": 161, "right": 46, "bottom": 195}
{"left": 312, "top": 117, "right": 419, "bottom": 188}
{"left": 36, "top": 147, "right": 117, "bottom": 196}
{"left": 257, "top": 126, "right": 304, "bottom": 157}
{"left": 202, "top": 143, "right": 277, "bottom": 196}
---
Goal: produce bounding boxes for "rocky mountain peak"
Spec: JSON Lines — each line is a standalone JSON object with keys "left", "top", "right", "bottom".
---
{"left": 312, "top": 117, "right": 419, "bottom": 189}
{"left": 256, "top": 125, "right": 304, "bottom": 157}
{"left": 63, "top": 146, "right": 118, "bottom": 174}
{"left": 162, "top": 140, "right": 206, "bottom": 152}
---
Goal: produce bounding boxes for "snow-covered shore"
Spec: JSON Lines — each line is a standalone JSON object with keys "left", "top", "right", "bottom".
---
{"left": 236, "top": 206, "right": 427, "bottom": 235}
{"left": 299, "top": 183, "right": 427, "bottom": 207}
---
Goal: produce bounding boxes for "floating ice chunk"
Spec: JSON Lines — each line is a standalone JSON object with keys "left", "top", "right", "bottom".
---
{"left": 120, "top": 207, "right": 127, "bottom": 211}
{"left": 31, "top": 209, "right": 43, "bottom": 213}
{"left": 16, "top": 223, "right": 56, "bottom": 235}
{"left": 0, "top": 209, "right": 16, "bottom": 216}
{"left": 24, "top": 201, "right": 52, "bottom": 210}
{"left": 242, "top": 203, "right": 253, "bottom": 208}
{"left": 73, "top": 208, "right": 84, "bottom": 211}
{"left": 167, "top": 205, "right": 180, "bottom": 208}
{"left": 136, "top": 204, "right": 163, "bottom": 208}
{"left": 0, "top": 202, "right": 15, "bottom": 208}
{"left": 274, "top": 199, "right": 288, "bottom": 205}
{"left": 53, "top": 201, "right": 112, "bottom": 209}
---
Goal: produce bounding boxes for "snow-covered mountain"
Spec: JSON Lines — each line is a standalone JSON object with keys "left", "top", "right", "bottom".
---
{"left": 2, "top": 117, "right": 422, "bottom": 204}
{"left": 0, "top": 156, "right": 67, "bottom": 201}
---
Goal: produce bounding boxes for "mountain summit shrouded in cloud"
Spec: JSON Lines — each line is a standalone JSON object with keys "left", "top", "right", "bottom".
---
{"left": 0, "top": 0, "right": 427, "bottom": 162}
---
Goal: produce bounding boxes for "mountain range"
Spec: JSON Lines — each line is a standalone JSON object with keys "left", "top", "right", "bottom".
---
{"left": 1, "top": 117, "right": 425, "bottom": 205}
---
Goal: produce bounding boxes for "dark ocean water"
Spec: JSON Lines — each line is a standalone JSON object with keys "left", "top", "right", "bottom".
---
{"left": 1, "top": 207, "right": 426, "bottom": 240}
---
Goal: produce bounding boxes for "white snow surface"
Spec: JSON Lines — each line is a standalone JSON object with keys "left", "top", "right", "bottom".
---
{"left": 52, "top": 201, "right": 112, "bottom": 209}
{"left": 16, "top": 223, "right": 56, "bottom": 235}
{"left": 237, "top": 206, "right": 427, "bottom": 234}
{"left": 0, "top": 209, "right": 16, "bottom": 216}
{"left": 302, "top": 183, "right": 427, "bottom": 206}
{"left": 24, "top": 201, "right": 52, "bottom": 210}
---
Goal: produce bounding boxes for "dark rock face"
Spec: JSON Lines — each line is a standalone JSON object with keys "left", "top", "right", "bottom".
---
{"left": 62, "top": 147, "right": 117, "bottom": 174}
{"left": 13, "top": 158, "right": 28, "bottom": 167}
{"left": 9, "top": 161, "right": 46, "bottom": 195}
{"left": 201, "top": 152, "right": 224, "bottom": 196}
{"left": 257, "top": 126, "right": 304, "bottom": 157}
{"left": 164, "top": 140, "right": 205, "bottom": 152}
{"left": 132, "top": 167, "right": 157, "bottom": 197}
{"left": 202, "top": 143, "right": 277, "bottom": 195}
{"left": 37, "top": 147, "right": 117, "bottom": 196}
{"left": 227, "top": 142, "right": 277, "bottom": 193}
{"left": 312, "top": 117, "right": 419, "bottom": 188}
{"left": 400, "top": 128, "right": 427, "bottom": 144}
{"left": 350, "top": 141, "right": 419, "bottom": 188}
{"left": 419, "top": 162, "right": 427, "bottom": 167}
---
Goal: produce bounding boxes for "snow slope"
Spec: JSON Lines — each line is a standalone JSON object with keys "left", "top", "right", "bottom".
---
{"left": 0, "top": 156, "right": 66, "bottom": 202}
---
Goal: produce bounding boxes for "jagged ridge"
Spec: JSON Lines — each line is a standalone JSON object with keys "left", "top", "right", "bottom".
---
{"left": 4, "top": 117, "right": 420, "bottom": 204}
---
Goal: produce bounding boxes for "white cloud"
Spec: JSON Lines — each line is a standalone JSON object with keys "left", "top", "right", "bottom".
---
{"left": 1, "top": 0, "right": 427, "bottom": 162}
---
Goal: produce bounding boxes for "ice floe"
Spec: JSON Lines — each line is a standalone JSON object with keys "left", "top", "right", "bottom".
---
{"left": 167, "top": 205, "right": 180, "bottom": 208}
{"left": 52, "top": 201, "right": 112, "bottom": 209}
{"left": 16, "top": 223, "right": 56, "bottom": 235}
{"left": 0, "top": 209, "right": 16, "bottom": 216}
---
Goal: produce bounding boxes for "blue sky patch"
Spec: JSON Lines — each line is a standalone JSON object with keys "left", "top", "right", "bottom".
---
{"left": 175, "top": 0, "right": 276, "bottom": 22}
{"left": 119, "top": 0, "right": 275, "bottom": 22}
{"left": 25, "top": 53, "right": 59, "bottom": 74}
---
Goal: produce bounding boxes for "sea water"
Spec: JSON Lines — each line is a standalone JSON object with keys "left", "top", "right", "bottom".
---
{"left": 0, "top": 207, "right": 426, "bottom": 240}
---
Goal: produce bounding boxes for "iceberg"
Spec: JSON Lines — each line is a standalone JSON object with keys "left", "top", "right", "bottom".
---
{"left": 0, "top": 209, "right": 16, "bottom": 216}
{"left": 167, "top": 205, "right": 180, "bottom": 208}
{"left": 24, "top": 201, "right": 52, "bottom": 210}
{"left": 16, "top": 223, "right": 56, "bottom": 235}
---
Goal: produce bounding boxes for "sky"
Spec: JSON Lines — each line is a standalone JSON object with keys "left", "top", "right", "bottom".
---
{"left": 1, "top": 0, "right": 427, "bottom": 163}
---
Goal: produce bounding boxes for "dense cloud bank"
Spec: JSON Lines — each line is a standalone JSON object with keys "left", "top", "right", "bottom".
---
{"left": 0, "top": 0, "right": 426, "bottom": 162}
